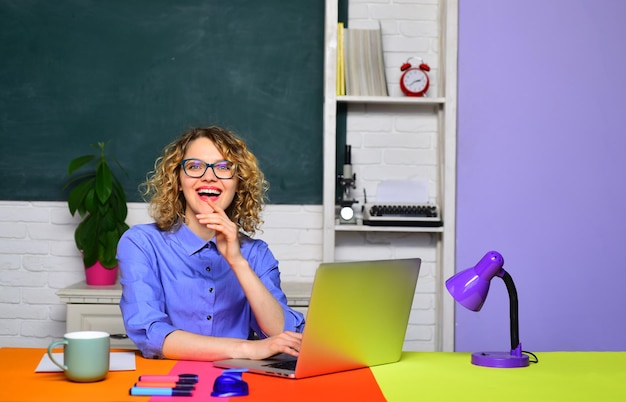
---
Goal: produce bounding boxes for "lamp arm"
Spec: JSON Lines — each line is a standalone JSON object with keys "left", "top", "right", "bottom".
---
{"left": 500, "top": 270, "right": 521, "bottom": 351}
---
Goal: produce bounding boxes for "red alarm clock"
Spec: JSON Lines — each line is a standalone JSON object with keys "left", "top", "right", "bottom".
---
{"left": 399, "top": 57, "right": 430, "bottom": 97}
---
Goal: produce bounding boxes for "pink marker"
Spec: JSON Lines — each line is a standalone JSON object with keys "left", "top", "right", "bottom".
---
{"left": 138, "top": 373, "right": 199, "bottom": 383}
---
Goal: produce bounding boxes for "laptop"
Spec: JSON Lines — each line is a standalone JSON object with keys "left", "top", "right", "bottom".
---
{"left": 213, "top": 258, "right": 421, "bottom": 379}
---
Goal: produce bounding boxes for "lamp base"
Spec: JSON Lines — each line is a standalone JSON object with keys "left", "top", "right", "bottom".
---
{"left": 471, "top": 351, "right": 529, "bottom": 368}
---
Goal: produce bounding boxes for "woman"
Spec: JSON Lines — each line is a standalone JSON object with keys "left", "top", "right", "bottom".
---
{"left": 118, "top": 126, "right": 305, "bottom": 361}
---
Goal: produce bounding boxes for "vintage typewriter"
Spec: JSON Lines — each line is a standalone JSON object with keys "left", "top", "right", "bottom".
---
{"left": 362, "top": 203, "right": 442, "bottom": 227}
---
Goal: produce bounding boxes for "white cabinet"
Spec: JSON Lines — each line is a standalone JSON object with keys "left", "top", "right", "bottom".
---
{"left": 57, "top": 281, "right": 312, "bottom": 349}
{"left": 322, "top": 0, "right": 457, "bottom": 351}
{"left": 57, "top": 282, "right": 135, "bottom": 349}
{"left": 65, "top": 304, "right": 133, "bottom": 348}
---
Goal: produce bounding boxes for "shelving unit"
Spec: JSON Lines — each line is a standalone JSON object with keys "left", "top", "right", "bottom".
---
{"left": 322, "top": 0, "right": 458, "bottom": 351}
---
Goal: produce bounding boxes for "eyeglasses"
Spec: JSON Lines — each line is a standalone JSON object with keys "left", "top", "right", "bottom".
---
{"left": 181, "top": 159, "right": 237, "bottom": 179}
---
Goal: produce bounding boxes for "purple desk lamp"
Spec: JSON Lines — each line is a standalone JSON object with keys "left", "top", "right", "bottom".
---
{"left": 445, "top": 251, "right": 529, "bottom": 368}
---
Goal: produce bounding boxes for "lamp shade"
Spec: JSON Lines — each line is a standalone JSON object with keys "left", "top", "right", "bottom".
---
{"left": 445, "top": 251, "right": 504, "bottom": 311}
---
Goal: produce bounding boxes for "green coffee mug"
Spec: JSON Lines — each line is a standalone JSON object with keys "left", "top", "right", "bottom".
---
{"left": 47, "top": 331, "right": 110, "bottom": 382}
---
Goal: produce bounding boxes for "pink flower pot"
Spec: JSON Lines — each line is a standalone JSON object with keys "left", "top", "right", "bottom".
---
{"left": 85, "top": 261, "right": 119, "bottom": 286}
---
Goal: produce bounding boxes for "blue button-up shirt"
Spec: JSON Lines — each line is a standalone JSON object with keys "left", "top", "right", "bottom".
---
{"left": 117, "top": 223, "right": 305, "bottom": 358}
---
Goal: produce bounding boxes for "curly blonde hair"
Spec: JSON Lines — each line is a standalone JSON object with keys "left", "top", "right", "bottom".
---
{"left": 141, "top": 126, "right": 268, "bottom": 235}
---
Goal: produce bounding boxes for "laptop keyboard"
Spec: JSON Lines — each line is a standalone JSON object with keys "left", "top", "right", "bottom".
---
{"left": 263, "top": 359, "right": 297, "bottom": 371}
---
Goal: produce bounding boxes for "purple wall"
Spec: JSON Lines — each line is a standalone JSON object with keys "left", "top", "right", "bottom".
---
{"left": 456, "top": 0, "right": 626, "bottom": 352}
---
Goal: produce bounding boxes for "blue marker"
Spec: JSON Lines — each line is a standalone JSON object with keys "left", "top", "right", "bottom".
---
{"left": 129, "top": 387, "right": 193, "bottom": 396}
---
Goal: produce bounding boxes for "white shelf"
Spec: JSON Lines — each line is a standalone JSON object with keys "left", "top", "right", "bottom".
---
{"left": 335, "top": 224, "right": 443, "bottom": 233}
{"left": 337, "top": 96, "right": 445, "bottom": 105}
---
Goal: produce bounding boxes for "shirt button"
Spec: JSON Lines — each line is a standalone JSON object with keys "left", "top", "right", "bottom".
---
{"left": 206, "top": 315, "right": 212, "bottom": 320}
{"left": 209, "top": 287, "right": 214, "bottom": 293}
{"left": 205, "top": 266, "right": 211, "bottom": 272}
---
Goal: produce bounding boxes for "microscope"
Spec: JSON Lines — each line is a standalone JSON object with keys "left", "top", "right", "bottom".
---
{"left": 337, "top": 145, "right": 358, "bottom": 224}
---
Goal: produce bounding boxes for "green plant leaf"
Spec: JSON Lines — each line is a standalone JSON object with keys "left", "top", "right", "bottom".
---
{"left": 112, "top": 176, "right": 128, "bottom": 203}
{"left": 75, "top": 214, "right": 99, "bottom": 267}
{"left": 82, "top": 247, "right": 98, "bottom": 268}
{"left": 68, "top": 155, "right": 96, "bottom": 175}
{"left": 68, "top": 178, "right": 95, "bottom": 217}
{"left": 112, "top": 157, "right": 129, "bottom": 179}
{"left": 64, "top": 171, "right": 96, "bottom": 192}
{"left": 118, "top": 221, "right": 130, "bottom": 235}
{"left": 83, "top": 187, "right": 97, "bottom": 216}
{"left": 99, "top": 229, "right": 120, "bottom": 268}
{"left": 100, "top": 205, "right": 117, "bottom": 232}
{"left": 110, "top": 189, "right": 128, "bottom": 221}
{"left": 95, "top": 161, "right": 113, "bottom": 204}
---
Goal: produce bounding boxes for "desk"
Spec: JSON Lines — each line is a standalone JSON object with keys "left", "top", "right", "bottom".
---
{"left": 1, "top": 348, "right": 624, "bottom": 401}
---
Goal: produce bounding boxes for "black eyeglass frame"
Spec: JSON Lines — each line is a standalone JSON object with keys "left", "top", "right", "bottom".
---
{"left": 180, "top": 158, "right": 237, "bottom": 179}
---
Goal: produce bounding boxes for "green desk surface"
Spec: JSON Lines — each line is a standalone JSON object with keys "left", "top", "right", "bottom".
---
{"left": 372, "top": 351, "right": 626, "bottom": 401}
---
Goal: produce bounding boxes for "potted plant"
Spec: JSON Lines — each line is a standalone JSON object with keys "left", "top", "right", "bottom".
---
{"left": 65, "top": 142, "right": 130, "bottom": 285}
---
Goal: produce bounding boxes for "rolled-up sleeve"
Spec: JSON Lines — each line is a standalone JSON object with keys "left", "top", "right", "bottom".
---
{"left": 117, "top": 228, "right": 178, "bottom": 358}
{"left": 243, "top": 239, "right": 306, "bottom": 337}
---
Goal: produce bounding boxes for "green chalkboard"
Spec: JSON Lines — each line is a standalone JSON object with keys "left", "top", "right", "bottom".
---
{"left": 0, "top": 0, "right": 324, "bottom": 204}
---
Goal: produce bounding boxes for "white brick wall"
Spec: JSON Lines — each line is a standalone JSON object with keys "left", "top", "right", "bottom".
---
{"left": 0, "top": 202, "right": 321, "bottom": 347}
{"left": 346, "top": 105, "right": 440, "bottom": 204}
{"left": 0, "top": 0, "right": 444, "bottom": 353}
{"left": 0, "top": 201, "right": 438, "bottom": 351}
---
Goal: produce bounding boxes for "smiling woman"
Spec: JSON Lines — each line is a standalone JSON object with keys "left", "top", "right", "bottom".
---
{"left": 117, "top": 126, "right": 305, "bottom": 362}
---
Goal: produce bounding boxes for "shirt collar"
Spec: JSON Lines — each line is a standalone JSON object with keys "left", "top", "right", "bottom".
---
{"left": 174, "top": 223, "right": 215, "bottom": 255}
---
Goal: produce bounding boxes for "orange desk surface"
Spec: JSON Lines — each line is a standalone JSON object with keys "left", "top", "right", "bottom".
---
{"left": 0, "top": 347, "right": 383, "bottom": 402}
{"left": 1, "top": 347, "right": 625, "bottom": 402}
